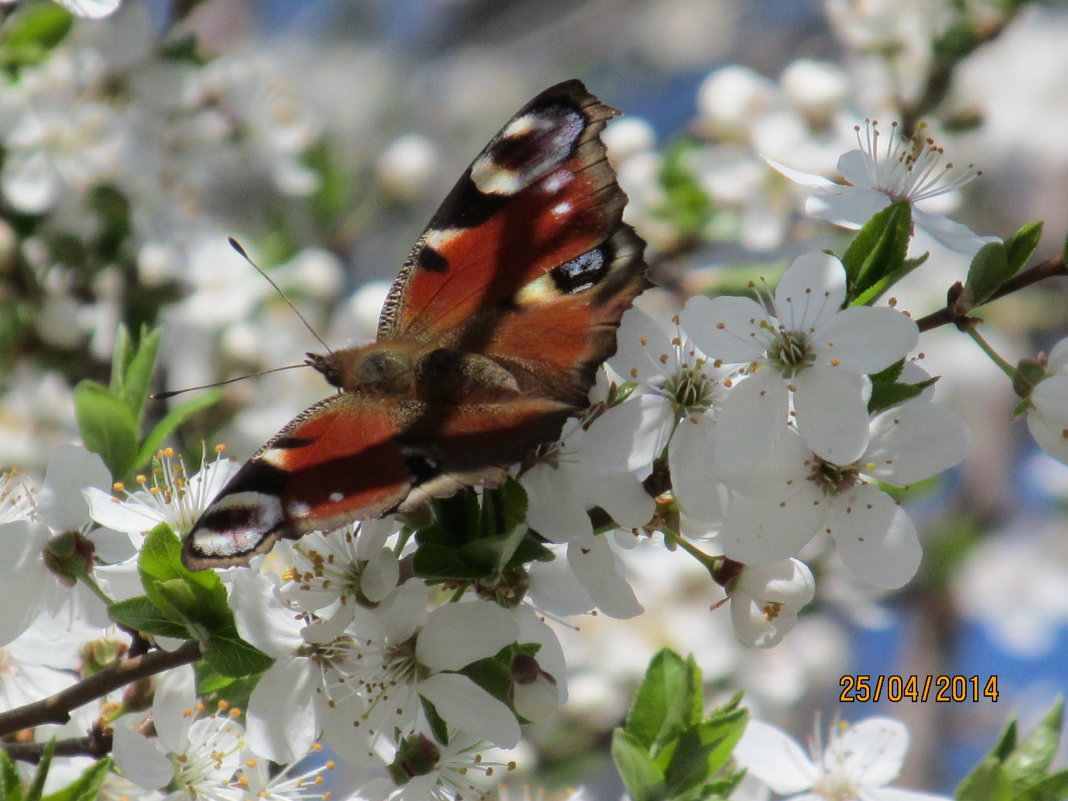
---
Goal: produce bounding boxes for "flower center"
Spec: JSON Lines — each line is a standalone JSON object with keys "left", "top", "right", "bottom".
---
{"left": 766, "top": 329, "right": 815, "bottom": 378}
{"left": 856, "top": 119, "right": 982, "bottom": 204}
{"left": 807, "top": 457, "right": 861, "bottom": 496}
{"left": 663, "top": 362, "right": 716, "bottom": 417}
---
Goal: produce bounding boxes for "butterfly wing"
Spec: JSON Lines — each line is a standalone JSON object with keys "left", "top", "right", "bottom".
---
{"left": 378, "top": 80, "right": 647, "bottom": 405}
{"left": 182, "top": 393, "right": 411, "bottom": 570}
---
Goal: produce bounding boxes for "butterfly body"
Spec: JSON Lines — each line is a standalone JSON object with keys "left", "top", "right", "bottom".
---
{"left": 182, "top": 80, "right": 648, "bottom": 570}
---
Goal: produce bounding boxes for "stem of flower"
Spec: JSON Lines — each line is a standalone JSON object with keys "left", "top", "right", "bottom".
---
{"left": 962, "top": 323, "right": 1016, "bottom": 379}
{"left": 80, "top": 571, "right": 115, "bottom": 607}
{"left": 0, "top": 640, "right": 202, "bottom": 738}
{"left": 662, "top": 528, "right": 718, "bottom": 577}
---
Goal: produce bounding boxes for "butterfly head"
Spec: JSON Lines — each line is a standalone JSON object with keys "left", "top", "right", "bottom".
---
{"left": 307, "top": 344, "right": 418, "bottom": 396}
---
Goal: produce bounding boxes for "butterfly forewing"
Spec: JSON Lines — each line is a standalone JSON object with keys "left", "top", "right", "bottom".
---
{"left": 378, "top": 80, "right": 627, "bottom": 347}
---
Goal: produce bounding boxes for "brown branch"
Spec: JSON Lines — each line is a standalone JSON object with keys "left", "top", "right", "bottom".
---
{"left": 1, "top": 732, "right": 113, "bottom": 764}
{"left": 0, "top": 641, "right": 201, "bottom": 737}
{"left": 916, "top": 253, "right": 1068, "bottom": 333}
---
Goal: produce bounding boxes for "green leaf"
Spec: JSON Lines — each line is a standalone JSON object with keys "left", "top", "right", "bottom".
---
{"left": 108, "top": 595, "right": 191, "bottom": 638}
{"left": 42, "top": 757, "right": 112, "bottom": 801}
{"left": 1004, "top": 221, "right": 1043, "bottom": 277}
{"left": 1017, "top": 770, "right": 1068, "bottom": 801}
{"left": 202, "top": 627, "right": 274, "bottom": 677}
{"left": 960, "top": 241, "right": 1010, "bottom": 312}
{"left": 851, "top": 251, "right": 928, "bottom": 307}
{"left": 74, "top": 380, "right": 139, "bottom": 480}
{"left": 138, "top": 524, "right": 272, "bottom": 677}
{"left": 0, "top": 747, "right": 23, "bottom": 801}
{"left": 955, "top": 758, "right": 1013, "bottom": 801}
{"left": 134, "top": 389, "right": 223, "bottom": 471}
{"left": 840, "top": 200, "right": 912, "bottom": 304}
{"left": 662, "top": 708, "right": 748, "bottom": 797}
{"left": 0, "top": 5, "right": 73, "bottom": 71}
{"left": 109, "top": 325, "right": 133, "bottom": 397}
{"left": 868, "top": 376, "right": 938, "bottom": 414}
{"left": 116, "top": 325, "right": 163, "bottom": 427}
{"left": 1004, "top": 698, "right": 1064, "bottom": 789}
{"left": 624, "top": 649, "right": 700, "bottom": 750}
{"left": 612, "top": 729, "right": 667, "bottom": 801}
{"left": 24, "top": 740, "right": 55, "bottom": 801}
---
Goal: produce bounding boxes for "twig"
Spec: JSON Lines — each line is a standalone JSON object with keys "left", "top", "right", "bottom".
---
{"left": 915, "top": 253, "right": 1068, "bottom": 333}
{"left": 1, "top": 732, "right": 113, "bottom": 764}
{"left": 0, "top": 640, "right": 201, "bottom": 737}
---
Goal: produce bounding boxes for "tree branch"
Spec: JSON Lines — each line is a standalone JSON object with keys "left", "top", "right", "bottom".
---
{"left": 0, "top": 640, "right": 201, "bottom": 738}
{"left": 916, "top": 253, "right": 1068, "bottom": 333}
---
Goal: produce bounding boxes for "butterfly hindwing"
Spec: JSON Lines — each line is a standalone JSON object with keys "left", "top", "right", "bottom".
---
{"left": 182, "top": 394, "right": 411, "bottom": 570}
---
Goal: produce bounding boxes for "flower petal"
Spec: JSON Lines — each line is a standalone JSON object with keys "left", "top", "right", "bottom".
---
{"left": 669, "top": 414, "right": 729, "bottom": 523}
{"left": 38, "top": 446, "right": 111, "bottom": 531}
{"left": 246, "top": 658, "right": 321, "bottom": 763}
{"left": 775, "top": 252, "right": 846, "bottom": 330}
{"left": 913, "top": 208, "right": 999, "bottom": 256}
{"left": 733, "top": 719, "right": 819, "bottom": 793}
{"left": 416, "top": 601, "right": 518, "bottom": 671}
{"left": 111, "top": 720, "right": 172, "bottom": 790}
{"left": 827, "top": 485, "right": 920, "bottom": 587}
{"left": 866, "top": 403, "right": 970, "bottom": 485}
{"left": 806, "top": 186, "right": 890, "bottom": 229}
{"left": 715, "top": 370, "right": 789, "bottom": 474}
{"left": 567, "top": 534, "right": 642, "bottom": 619}
{"left": 523, "top": 461, "right": 592, "bottom": 543}
{"left": 152, "top": 664, "right": 196, "bottom": 753}
{"left": 420, "top": 672, "right": 521, "bottom": 748}
{"left": 764, "top": 156, "right": 840, "bottom": 189}
{"left": 793, "top": 366, "right": 870, "bottom": 465}
{"left": 813, "top": 306, "right": 918, "bottom": 374}
{"left": 719, "top": 489, "right": 825, "bottom": 565}
{"left": 228, "top": 570, "right": 303, "bottom": 657}
{"left": 681, "top": 294, "right": 770, "bottom": 365}
{"left": 830, "top": 717, "right": 908, "bottom": 787}
{"left": 583, "top": 393, "right": 674, "bottom": 472}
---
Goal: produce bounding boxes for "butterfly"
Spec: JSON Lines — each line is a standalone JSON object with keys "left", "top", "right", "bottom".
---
{"left": 182, "top": 79, "right": 649, "bottom": 570}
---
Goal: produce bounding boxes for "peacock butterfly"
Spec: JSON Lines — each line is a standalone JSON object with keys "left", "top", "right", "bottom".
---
{"left": 182, "top": 79, "right": 649, "bottom": 570}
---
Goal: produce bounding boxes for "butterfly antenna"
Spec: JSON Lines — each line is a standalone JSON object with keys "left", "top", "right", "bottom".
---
{"left": 228, "top": 237, "right": 334, "bottom": 356}
{"left": 150, "top": 363, "right": 308, "bottom": 400}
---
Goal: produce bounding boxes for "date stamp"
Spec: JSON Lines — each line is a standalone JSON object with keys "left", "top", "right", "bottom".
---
{"left": 839, "top": 674, "right": 999, "bottom": 703}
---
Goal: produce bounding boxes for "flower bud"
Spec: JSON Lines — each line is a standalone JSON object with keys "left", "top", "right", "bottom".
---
{"left": 43, "top": 530, "right": 96, "bottom": 587}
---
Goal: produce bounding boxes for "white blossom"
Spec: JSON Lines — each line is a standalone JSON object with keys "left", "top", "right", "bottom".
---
{"left": 769, "top": 120, "right": 998, "bottom": 254}
{"left": 683, "top": 252, "right": 918, "bottom": 470}
{"left": 734, "top": 716, "right": 950, "bottom": 801}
